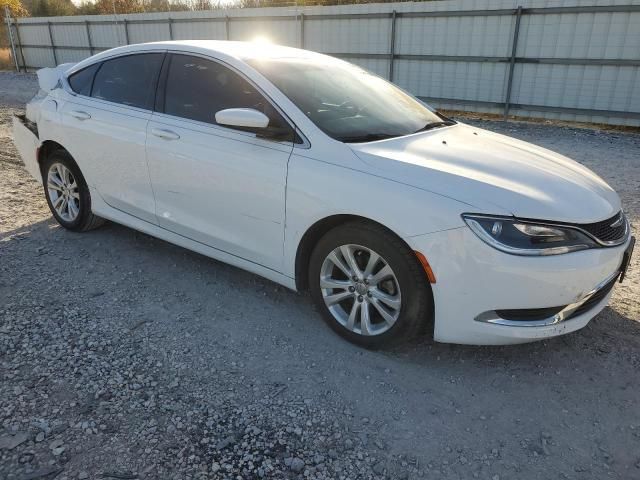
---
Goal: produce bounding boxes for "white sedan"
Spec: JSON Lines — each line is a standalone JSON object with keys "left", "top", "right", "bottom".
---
{"left": 13, "top": 40, "right": 634, "bottom": 347}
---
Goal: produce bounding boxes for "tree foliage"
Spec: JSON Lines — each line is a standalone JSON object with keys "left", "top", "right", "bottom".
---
{"left": 12, "top": 0, "right": 431, "bottom": 18}
{"left": 94, "top": 0, "right": 144, "bottom": 14}
{"left": 90, "top": 0, "right": 210, "bottom": 14}
{"left": 23, "top": 0, "right": 74, "bottom": 16}
{"left": 1, "top": 0, "right": 29, "bottom": 17}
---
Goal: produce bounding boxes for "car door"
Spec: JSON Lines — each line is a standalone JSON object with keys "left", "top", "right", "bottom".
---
{"left": 60, "top": 52, "right": 165, "bottom": 225}
{"left": 145, "top": 53, "right": 295, "bottom": 271}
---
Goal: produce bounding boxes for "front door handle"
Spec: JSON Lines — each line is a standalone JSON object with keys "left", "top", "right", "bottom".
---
{"left": 151, "top": 128, "right": 180, "bottom": 141}
{"left": 69, "top": 110, "right": 91, "bottom": 121}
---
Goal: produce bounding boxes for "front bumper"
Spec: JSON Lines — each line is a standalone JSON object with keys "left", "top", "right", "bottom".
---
{"left": 475, "top": 269, "right": 619, "bottom": 327}
{"left": 406, "top": 226, "right": 630, "bottom": 345}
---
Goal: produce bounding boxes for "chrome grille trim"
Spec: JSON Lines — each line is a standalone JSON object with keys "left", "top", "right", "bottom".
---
{"left": 573, "top": 211, "right": 629, "bottom": 246}
{"left": 512, "top": 211, "right": 630, "bottom": 248}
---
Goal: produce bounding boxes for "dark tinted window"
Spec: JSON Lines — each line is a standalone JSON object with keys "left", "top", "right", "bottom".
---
{"left": 68, "top": 63, "right": 100, "bottom": 96}
{"left": 92, "top": 53, "right": 164, "bottom": 109}
{"left": 163, "top": 54, "right": 289, "bottom": 134}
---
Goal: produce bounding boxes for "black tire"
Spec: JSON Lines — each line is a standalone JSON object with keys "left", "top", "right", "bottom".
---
{"left": 308, "top": 220, "right": 434, "bottom": 349}
{"left": 41, "top": 149, "right": 105, "bottom": 232}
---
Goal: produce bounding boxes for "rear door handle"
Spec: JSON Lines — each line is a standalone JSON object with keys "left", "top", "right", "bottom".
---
{"left": 151, "top": 128, "right": 180, "bottom": 140}
{"left": 69, "top": 110, "right": 91, "bottom": 121}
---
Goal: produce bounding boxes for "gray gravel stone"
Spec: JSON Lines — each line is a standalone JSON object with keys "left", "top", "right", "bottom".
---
{"left": 289, "top": 457, "right": 305, "bottom": 473}
{"left": 0, "top": 432, "right": 29, "bottom": 450}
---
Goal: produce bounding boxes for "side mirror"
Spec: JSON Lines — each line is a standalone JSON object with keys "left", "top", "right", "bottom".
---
{"left": 215, "top": 108, "right": 269, "bottom": 129}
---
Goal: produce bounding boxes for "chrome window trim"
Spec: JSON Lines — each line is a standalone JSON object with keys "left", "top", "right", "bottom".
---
{"left": 149, "top": 110, "right": 295, "bottom": 151}
{"left": 61, "top": 48, "right": 311, "bottom": 148}
{"left": 62, "top": 49, "right": 167, "bottom": 114}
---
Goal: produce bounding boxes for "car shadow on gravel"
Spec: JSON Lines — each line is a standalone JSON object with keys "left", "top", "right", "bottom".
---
{"left": 3, "top": 216, "right": 640, "bottom": 479}
{"left": 3, "top": 216, "right": 639, "bottom": 361}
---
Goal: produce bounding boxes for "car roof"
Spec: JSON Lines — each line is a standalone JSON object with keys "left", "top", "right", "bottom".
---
{"left": 154, "top": 40, "right": 325, "bottom": 61}
{"left": 66, "top": 40, "right": 344, "bottom": 77}
{"left": 72, "top": 40, "right": 335, "bottom": 69}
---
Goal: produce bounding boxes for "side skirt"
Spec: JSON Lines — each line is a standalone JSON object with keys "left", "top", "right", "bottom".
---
{"left": 89, "top": 187, "right": 298, "bottom": 291}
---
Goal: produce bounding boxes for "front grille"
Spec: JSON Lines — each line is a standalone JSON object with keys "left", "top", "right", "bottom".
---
{"left": 565, "top": 274, "right": 618, "bottom": 320}
{"left": 578, "top": 211, "right": 627, "bottom": 244}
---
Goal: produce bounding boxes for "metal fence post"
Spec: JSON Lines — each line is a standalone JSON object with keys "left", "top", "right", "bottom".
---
{"left": 3, "top": 5, "right": 638, "bottom": 125}
{"left": 85, "top": 20, "right": 94, "bottom": 55}
{"left": 503, "top": 6, "right": 523, "bottom": 120}
{"left": 299, "top": 13, "right": 304, "bottom": 49}
{"left": 123, "top": 19, "right": 130, "bottom": 45}
{"left": 14, "top": 20, "right": 26, "bottom": 71}
{"left": 47, "top": 21, "right": 58, "bottom": 66}
{"left": 389, "top": 10, "right": 397, "bottom": 81}
{"left": 4, "top": 6, "right": 19, "bottom": 71}
{"left": 168, "top": 18, "right": 173, "bottom": 40}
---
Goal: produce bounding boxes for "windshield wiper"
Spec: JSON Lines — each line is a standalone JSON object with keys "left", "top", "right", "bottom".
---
{"left": 412, "top": 120, "right": 456, "bottom": 134}
{"left": 340, "top": 120, "right": 456, "bottom": 143}
{"left": 339, "top": 133, "right": 397, "bottom": 143}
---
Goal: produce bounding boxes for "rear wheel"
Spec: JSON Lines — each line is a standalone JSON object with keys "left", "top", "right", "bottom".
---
{"left": 308, "top": 221, "right": 433, "bottom": 348}
{"left": 42, "top": 150, "right": 104, "bottom": 232}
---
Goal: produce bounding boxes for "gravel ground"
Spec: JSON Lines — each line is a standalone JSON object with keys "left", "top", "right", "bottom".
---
{"left": 1, "top": 71, "right": 639, "bottom": 480}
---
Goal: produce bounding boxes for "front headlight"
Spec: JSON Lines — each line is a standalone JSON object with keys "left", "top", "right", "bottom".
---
{"left": 462, "top": 214, "right": 599, "bottom": 256}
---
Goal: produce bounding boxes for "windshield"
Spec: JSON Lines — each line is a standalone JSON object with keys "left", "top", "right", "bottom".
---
{"left": 247, "top": 57, "right": 447, "bottom": 143}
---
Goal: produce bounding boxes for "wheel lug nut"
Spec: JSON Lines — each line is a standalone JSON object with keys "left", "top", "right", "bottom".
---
{"left": 367, "top": 292, "right": 372, "bottom": 297}
{"left": 349, "top": 286, "right": 355, "bottom": 292}
{"left": 352, "top": 276, "right": 358, "bottom": 282}
{"left": 358, "top": 296, "right": 363, "bottom": 302}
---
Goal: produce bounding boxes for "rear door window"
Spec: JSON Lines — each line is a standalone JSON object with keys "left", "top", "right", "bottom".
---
{"left": 91, "top": 53, "right": 164, "bottom": 109}
{"left": 68, "top": 63, "right": 100, "bottom": 96}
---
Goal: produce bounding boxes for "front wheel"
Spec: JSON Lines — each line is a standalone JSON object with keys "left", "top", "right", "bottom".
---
{"left": 308, "top": 221, "right": 434, "bottom": 348}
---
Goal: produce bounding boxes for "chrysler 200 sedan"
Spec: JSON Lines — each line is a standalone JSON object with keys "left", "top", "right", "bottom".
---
{"left": 13, "top": 41, "right": 634, "bottom": 348}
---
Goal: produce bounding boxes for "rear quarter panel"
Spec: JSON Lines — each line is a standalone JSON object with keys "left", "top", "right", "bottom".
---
{"left": 36, "top": 92, "right": 90, "bottom": 181}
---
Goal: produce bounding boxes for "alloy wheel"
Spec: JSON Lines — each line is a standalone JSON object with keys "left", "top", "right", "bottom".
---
{"left": 319, "top": 244, "right": 401, "bottom": 336}
{"left": 47, "top": 163, "right": 80, "bottom": 222}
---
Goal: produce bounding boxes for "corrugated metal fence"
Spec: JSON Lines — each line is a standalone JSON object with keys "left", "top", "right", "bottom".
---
{"left": 5, "top": 0, "right": 640, "bottom": 126}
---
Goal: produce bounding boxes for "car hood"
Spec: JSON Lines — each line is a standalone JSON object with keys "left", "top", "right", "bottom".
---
{"left": 349, "top": 123, "right": 620, "bottom": 224}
